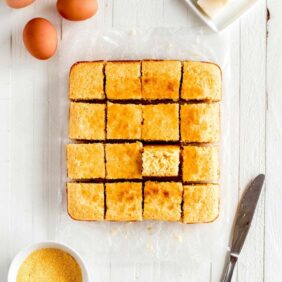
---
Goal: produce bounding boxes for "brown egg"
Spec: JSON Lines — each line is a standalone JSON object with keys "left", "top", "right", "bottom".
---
{"left": 56, "top": 0, "right": 98, "bottom": 21}
{"left": 23, "top": 18, "right": 58, "bottom": 60}
{"left": 6, "top": 0, "right": 35, "bottom": 9}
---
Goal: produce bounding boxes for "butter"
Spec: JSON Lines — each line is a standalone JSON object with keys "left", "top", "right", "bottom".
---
{"left": 197, "top": 0, "right": 228, "bottom": 18}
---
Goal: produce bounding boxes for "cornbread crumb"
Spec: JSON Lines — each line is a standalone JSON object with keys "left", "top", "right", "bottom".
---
{"left": 106, "top": 182, "right": 142, "bottom": 221}
{"left": 69, "top": 102, "right": 105, "bottom": 140}
{"left": 67, "top": 183, "right": 104, "bottom": 221}
{"left": 181, "top": 61, "right": 221, "bottom": 101}
{"left": 181, "top": 103, "right": 220, "bottom": 142}
{"left": 182, "top": 145, "right": 219, "bottom": 182}
{"left": 106, "top": 142, "right": 142, "bottom": 179}
{"left": 183, "top": 184, "right": 220, "bottom": 223}
{"left": 69, "top": 62, "right": 104, "bottom": 100}
{"left": 142, "top": 146, "right": 180, "bottom": 177}
{"left": 66, "top": 143, "right": 105, "bottom": 179}
{"left": 107, "top": 103, "right": 142, "bottom": 140}
{"left": 16, "top": 248, "right": 82, "bottom": 282}
{"left": 142, "top": 61, "right": 181, "bottom": 100}
{"left": 106, "top": 61, "right": 141, "bottom": 99}
{"left": 143, "top": 182, "right": 183, "bottom": 221}
{"left": 142, "top": 104, "right": 179, "bottom": 141}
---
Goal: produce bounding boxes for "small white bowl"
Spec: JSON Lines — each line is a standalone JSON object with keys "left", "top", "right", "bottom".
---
{"left": 8, "top": 241, "right": 89, "bottom": 282}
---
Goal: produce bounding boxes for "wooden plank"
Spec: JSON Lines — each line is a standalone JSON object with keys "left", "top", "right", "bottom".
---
{"left": 265, "top": 1, "right": 282, "bottom": 281}
{"left": 237, "top": 1, "right": 267, "bottom": 282}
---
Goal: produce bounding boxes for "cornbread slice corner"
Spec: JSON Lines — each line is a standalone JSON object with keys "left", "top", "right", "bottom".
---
{"left": 69, "top": 62, "right": 105, "bottom": 100}
{"left": 142, "top": 145, "right": 180, "bottom": 177}
{"left": 183, "top": 184, "right": 220, "bottom": 223}
{"left": 181, "top": 61, "right": 222, "bottom": 101}
{"left": 142, "top": 60, "right": 181, "bottom": 100}
{"left": 66, "top": 143, "right": 105, "bottom": 179}
{"left": 107, "top": 103, "right": 142, "bottom": 140}
{"left": 143, "top": 181, "right": 183, "bottom": 221}
{"left": 69, "top": 102, "right": 105, "bottom": 140}
{"left": 181, "top": 103, "right": 220, "bottom": 143}
{"left": 106, "top": 142, "right": 142, "bottom": 179}
{"left": 67, "top": 183, "right": 104, "bottom": 221}
{"left": 142, "top": 104, "right": 179, "bottom": 141}
{"left": 182, "top": 145, "right": 219, "bottom": 182}
{"left": 106, "top": 182, "right": 142, "bottom": 221}
{"left": 105, "top": 61, "right": 141, "bottom": 100}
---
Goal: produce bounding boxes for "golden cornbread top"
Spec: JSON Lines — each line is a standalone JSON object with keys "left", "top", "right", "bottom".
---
{"left": 17, "top": 248, "right": 82, "bottom": 282}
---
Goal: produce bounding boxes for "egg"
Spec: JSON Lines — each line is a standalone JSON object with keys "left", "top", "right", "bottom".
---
{"left": 23, "top": 18, "right": 58, "bottom": 60}
{"left": 6, "top": 0, "right": 35, "bottom": 9}
{"left": 56, "top": 0, "right": 98, "bottom": 21}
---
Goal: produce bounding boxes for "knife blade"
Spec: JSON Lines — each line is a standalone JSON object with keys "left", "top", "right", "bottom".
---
{"left": 222, "top": 174, "right": 265, "bottom": 282}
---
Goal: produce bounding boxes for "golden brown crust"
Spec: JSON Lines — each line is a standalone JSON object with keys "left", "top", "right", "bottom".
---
{"left": 67, "top": 183, "right": 104, "bottom": 221}
{"left": 180, "top": 103, "right": 220, "bottom": 143}
{"left": 106, "top": 182, "right": 142, "bottom": 221}
{"left": 107, "top": 103, "right": 142, "bottom": 140}
{"left": 143, "top": 182, "right": 183, "bottom": 221}
{"left": 66, "top": 143, "right": 105, "bottom": 179}
{"left": 106, "top": 61, "right": 141, "bottom": 100}
{"left": 182, "top": 145, "right": 220, "bottom": 182}
{"left": 181, "top": 61, "right": 222, "bottom": 101}
{"left": 69, "top": 62, "right": 105, "bottom": 100}
{"left": 183, "top": 184, "right": 220, "bottom": 223}
{"left": 142, "top": 61, "right": 181, "bottom": 100}
{"left": 106, "top": 142, "right": 142, "bottom": 179}
{"left": 69, "top": 102, "right": 105, "bottom": 140}
{"left": 142, "top": 146, "right": 180, "bottom": 177}
{"left": 142, "top": 104, "right": 179, "bottom": 141}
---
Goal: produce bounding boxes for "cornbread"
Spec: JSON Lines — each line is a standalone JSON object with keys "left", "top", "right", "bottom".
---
{"left": 106, "top": 142, "right": 142, "bottom": 179}
{"left": 69, "top": 102, "right": 105, "bottom": 140}
{"left": 181, "top": 103, "right": 220, "bottom": 143}
{"left": 69, "top": 62, "right": 104, "bottom": 100}
{"left": 181, "top": 61, "right": 222, "bottom": 101}
{"left": 142, "top": 104, "right": 179, "bottom": 141}
{"left": 107, "top": 103, "right": 142, "bottom": 140}
{"left": 16, "top": 248, "right": 82, "bottom": 282}
{"left": 66, "top": 143, "right": 105, "bottom": 179}
{"left": 106, "top": 182, "right": 142, "bottom": 221}
{"left": 67, "top": 183, "right": 104, "bottom": 221}
{"left": 182, "top": 145, "right": 219, "bottom": 182}
{"left": 142, "top": 146, "right": 180, "bottom": 177}
{"left": 183, "top": 184, "right": 220, "bottom": 223}
{"left": 106, "top": 61, "right": 141, "bottom": 99}
{"left": 142, "top": 60, "right": 181, "bottom": 100}
{"left": 143, "top": 182, "right": 183, "bottom": 221}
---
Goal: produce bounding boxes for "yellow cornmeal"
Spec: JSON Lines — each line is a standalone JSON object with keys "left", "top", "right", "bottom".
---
{"left": 17, "top": 248, "right": 82, "bottom": 282}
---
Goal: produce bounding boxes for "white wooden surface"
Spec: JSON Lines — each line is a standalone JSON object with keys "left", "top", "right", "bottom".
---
{"left": 0, "top": 0, "right": 280, "bottom": 281}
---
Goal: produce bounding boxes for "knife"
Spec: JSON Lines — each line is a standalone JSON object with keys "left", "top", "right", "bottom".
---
{"left": 221, "top": 174, "right": 265, "bottom": 282}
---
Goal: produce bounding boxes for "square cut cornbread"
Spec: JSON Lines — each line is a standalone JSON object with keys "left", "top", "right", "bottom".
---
{"left": 106, "top": 182, "right": 142, "bottom": 221}
{"left": 106, "top": 142, "right": 142, "bottom": 179}
{"left": 181, "top": 103, "right": 220, "bottom": 143}
{"left": 183, "top": 184, "right": 220, "bottom": 223}
{"left": 69, "top": 102, "right": 105, "bottom": 140}
{"left": 181, "top": 61, "right": 222, "bottom": 101}
{"left": 182, "top": 145, "right": 219, "bottom": 182}
{"left": 107, "top": 103, "right": 142, "bottom": 140}
{"left": 67, "top": 183, "right": 104, "bottom": 221}
{"left": 142, "top": 61, "right": 181, "bottom": 100}
{"left": 142, "top": 146, "right": 180, "bottom": 177}
{"left": 142, "top": 104, "right": 179, "bottom": 141}
{"left": 69, "top": 62, "right": 105, "bottom": 100}
{"left": 67, "top": 60, "right": 222, "bottom": 223}
{"left": 66, "top": 143, "right": 105, "bottom": 179}
{"left": 143, "top": 182, "right": 183, "bottom": 221}
{"left": 106, "top": 61, "right": 141, "bottom": 100}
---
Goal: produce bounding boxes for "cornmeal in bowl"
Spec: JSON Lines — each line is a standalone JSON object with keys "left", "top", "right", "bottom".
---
{"left": 67, "top": 60, "right": 222, "bottom": 223}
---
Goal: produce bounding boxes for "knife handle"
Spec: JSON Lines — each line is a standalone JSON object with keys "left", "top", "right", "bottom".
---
{"left": 222, "top": 254, "right": 238, "bottom": 282}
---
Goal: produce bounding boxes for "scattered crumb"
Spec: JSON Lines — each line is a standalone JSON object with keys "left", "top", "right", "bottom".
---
{"left": 146, "top": 243, "right": 154, "bottom": 252}
{"left": 111, "top": 228, "right": 119, "bottom": 236}
{"left": 146, "top": 225, "right": 153, "bottom": 231}
{"left": 128, "top": 29, "right": 137, "bottom": 36}
{"left": 174, "top": 234, "right": 183, "bottom": 243}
